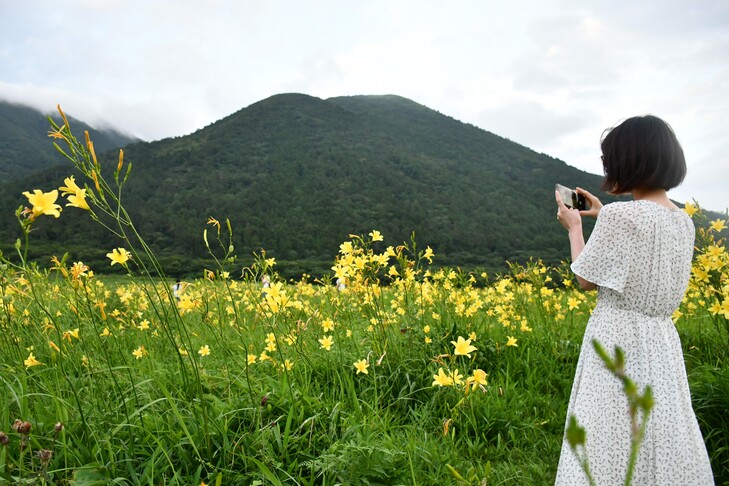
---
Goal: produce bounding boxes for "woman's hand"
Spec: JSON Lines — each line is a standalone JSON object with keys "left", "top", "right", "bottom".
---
{"left": 576, "top": 187, "right": 602, "bottom": 218}
{"left": 555, "top": 189, "right": 597, "bottom": 290}
{"left": 556, "top": 190, "right": 583, "bottom": 232}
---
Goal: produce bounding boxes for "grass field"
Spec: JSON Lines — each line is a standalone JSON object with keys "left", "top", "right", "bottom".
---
{"left": 1, "top": 226, "right": 727, "bottom": 485}
{"left": 1, "top": 117, "right": 726, "bottom": 484}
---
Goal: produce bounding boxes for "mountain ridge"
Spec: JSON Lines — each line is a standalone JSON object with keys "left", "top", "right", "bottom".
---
{"left": 0, "top": 93, "right": 609, "bottom": 276}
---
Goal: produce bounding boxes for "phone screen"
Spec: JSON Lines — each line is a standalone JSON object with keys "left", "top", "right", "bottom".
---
{"left": 555, "top": 184, "right": 587, "bottom": 210}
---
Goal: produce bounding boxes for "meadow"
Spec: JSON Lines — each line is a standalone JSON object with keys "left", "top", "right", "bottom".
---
{"left": 0, "top": 111, "right": 727, "bottom": 485}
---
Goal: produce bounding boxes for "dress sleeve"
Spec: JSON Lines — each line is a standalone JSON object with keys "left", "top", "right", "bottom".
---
{"left": 570, "top": 204, "right": 634, "bottom": 293}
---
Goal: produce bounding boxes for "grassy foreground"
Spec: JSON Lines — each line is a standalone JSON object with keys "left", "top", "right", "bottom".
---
{"left": 1, "top": 233, "right": 727, "bottom": 484}
{"left": 1, "top": 111, "right": 727, "bottom": 484}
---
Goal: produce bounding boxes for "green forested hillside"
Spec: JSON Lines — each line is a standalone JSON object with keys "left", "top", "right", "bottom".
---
{"left": 0, "top": 93, "right": 616, "bottom": 277}
{"left": 0, "top": 100, "right": 138, "bottom": 181}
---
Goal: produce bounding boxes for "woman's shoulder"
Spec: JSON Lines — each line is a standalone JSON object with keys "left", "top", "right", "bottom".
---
{"left": 597, "top": 201, "right": 635, "bottom": 222}
{"left": 599, "top": 200, "right": 694, "bottom": 233}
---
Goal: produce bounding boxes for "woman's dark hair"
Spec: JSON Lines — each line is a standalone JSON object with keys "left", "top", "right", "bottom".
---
{"left": 600, "top": 115, "right": 686, "bottom": 194}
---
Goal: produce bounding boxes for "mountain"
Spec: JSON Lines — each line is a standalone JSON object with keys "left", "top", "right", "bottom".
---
{"left": 0, "top": 100, "right": 139, "bottom": 182}
{"left": 0, "top": 93, "right": 611, "bottom": 277}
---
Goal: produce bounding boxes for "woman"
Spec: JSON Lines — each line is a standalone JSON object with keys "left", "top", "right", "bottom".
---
{"left": 554, "top": 115, "right": 714, "bottom": 484}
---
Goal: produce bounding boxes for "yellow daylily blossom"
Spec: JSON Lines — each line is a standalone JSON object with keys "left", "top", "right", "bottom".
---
{"left": 709, "top": 219, "right": 727, "bottom": 232}
{"left": 198, "top": 345, "right": 211, "bottom": 357}
{"left": 24, "top": 352, "right": 43, "bottom": 368}
{"left": 432, "top": 367, "right": 454, "bottom": 387}
{"left": 467, "top": 369, "right": 489, "bottom": 391}
{"left": 422, "top": 246, "right": 434, "bottom": 263}
{"left": 319, "top": 335, "right": 334, "bottom": 351}
{"left": 354, "top": 359, "right": 370, "bottom": 375}
{"left": 66, "top": 190, "right": 90, "bottom": 210}
{"left": 451, "top": 336, "right": 478, "bottom": 358}
{"left": 132, "top": 346, "right": 147, "bottom": 359}
{"left": 506, "top": 336, "right": 518, "bottom": 347}
{"left": 59, "top": 176, "right": 90, "bottom": 209}
{"left": 682, "top": 202, "right": 698, "bottom": 217}
{"left": 568, "top": 297, "right": 580, "bottom": 310}
{"left": 59, "top": 176, "right": 82, "bottom": 194}
{"left": 369, "top": 230, "right": 383, "bottom": 242}
{"left": 321, "top": 318, "right": 335, "bottom": 332}
{"left": 22, "top": 189, "right": 62, "bottom": 219}
{"left": 106, "top": 248, "right": 131, "bottom": 266}
{"left": 450, "top": 369, "right": 464, "bottom": 386}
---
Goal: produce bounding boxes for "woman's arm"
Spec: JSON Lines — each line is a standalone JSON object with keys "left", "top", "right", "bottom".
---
{"left": 556, "top": 190, "right": 598, "bottom": 290}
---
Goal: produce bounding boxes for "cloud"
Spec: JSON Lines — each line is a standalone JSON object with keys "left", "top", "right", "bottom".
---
{"left": 0, "top": 0, "right": 727, "bottom": 209}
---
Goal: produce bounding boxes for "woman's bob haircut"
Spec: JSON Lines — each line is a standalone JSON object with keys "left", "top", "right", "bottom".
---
{"left": 600, "top": 115, "right": 686, "bottom": 194}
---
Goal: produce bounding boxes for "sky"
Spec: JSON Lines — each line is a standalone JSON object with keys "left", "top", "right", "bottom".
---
{"left": 1, "top": 0, "right": 728, "bottom": 212}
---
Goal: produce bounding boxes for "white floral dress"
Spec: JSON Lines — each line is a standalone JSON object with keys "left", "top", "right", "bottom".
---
{"left": 555, "top": 201, "right": 714, "bottom": 485}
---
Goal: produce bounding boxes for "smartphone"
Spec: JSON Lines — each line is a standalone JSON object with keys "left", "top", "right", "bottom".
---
{"left": 555, "top": 184, "right": 587, "bottom": 210}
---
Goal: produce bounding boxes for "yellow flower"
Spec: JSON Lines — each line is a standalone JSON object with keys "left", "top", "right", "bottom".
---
{"left": 59, "top": 176, "right": 90, "bottom": 210}
{"left": 58, "top": 176, "right": 82, "bottom": 196}
{"left": 48, "top": 340, "right": 60, "bottom": 352}
{"left": 450, "top": 369, "right": 464, "bottom": 386}
{"left": 137, "top": 319, "right": 150, "bottom": 331}
{"left": 100, "top": 327, "right": 110, "bottom": 337}
{"left": 468, "top": 331, "right": 477, "bottom": 341}
{"left": 207, "top": 216, "right": 221, "bottom": 234}
{"left": 265, "top": 341, "right": 277, "bottom": 352}
{"left": 423, "top": 325, "right": 431, "bottom": 334}
{"left": 354, "top": 359, "right": 369, "bottom": 375}
{"left": 719, "top": 299, "right": 729, "bottom": 319}
{"left": 22, "top": 189, "right": 62, "bottom": 219}
{"left": 62, "top": 328, "right": 80, "bottom": 342}
{"left": 178, "top": 297, "right": 197, "bottom": 313}
{"left": 506, "top": 336, "right": 518, "bottom": 347}
{"left": 369, "top": 230, "right": 384, "bottom": 242}
{"left": 248, "top": 354, "right": 257, "bottom": 365}
{"left": 178, "top": 347, "right": 189, "bottom": 356}
{"left": 282, "top": 359, "right": 294, "bottom": 371}
{"left": 106, "top": 248, "right": 131, "bottom": 266}
{"left": 24, "top": 352, "right": 43, "bottom": 368}
{"left": 321, "top": 318, "right": 335, "bottom": 332}
{"left": 66, "top": 190, "right": 90, "bottom": 210}
{"left": 198, "top": 345, "right": 211, "bottom": 357}
{"left": 432, "top": 367, "right": 454, "bottom": 387}
{"left": 319, "top": 335, "right": 334, "bottom": 351}
{"left": 425, "top": 336, "right": 432, "bottom": 344}
{"left": 466, "top": 369, "right": 489, "bottom": 391}
{"left": 422, "top": 246, "right": 434, "bottom": 263}
{"left": 568, "top": 297, "right": 580, "bottom": 310}
{"left": 451, "top": 336, "right": 478, "bottom": 358}
{"left": 388, "top": 266, "right": 400, "bottom": 277}
{"left": 132, "top": 345, "right": 147, "bottom": 359}
{"left": 709, "top": 219, "right": 727, "bottom": 232}
{"left": 682, "top": 202, "right": 698, "bottom": 217}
